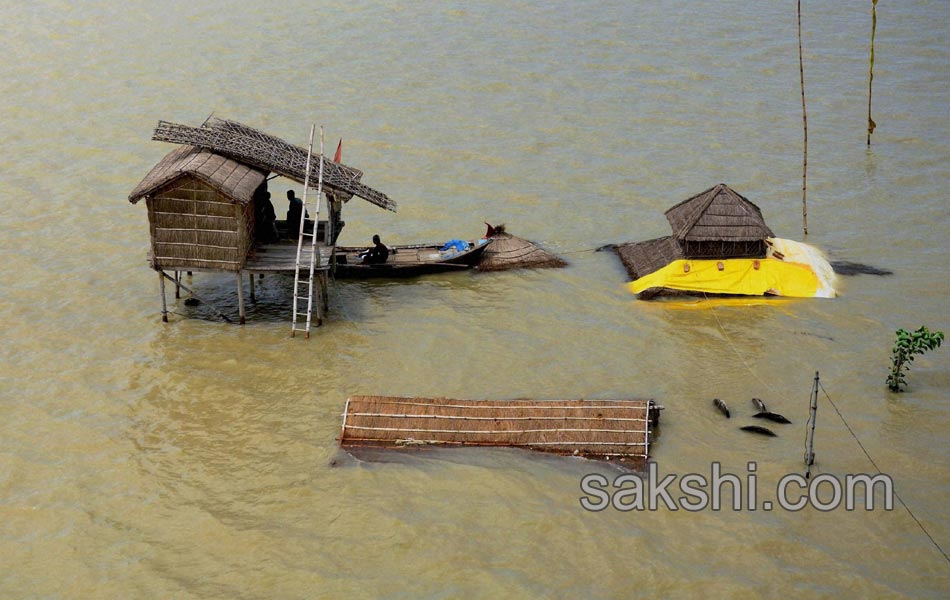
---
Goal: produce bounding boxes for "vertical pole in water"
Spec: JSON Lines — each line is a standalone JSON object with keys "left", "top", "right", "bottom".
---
{"left": 249, "top": 272, "right": 256, "bottom": 302}
{"left": 805, "top": 371, "right": 819, "bottom": 479}
{"left": 867, "top": 0, "right": 878, "bottom": 147}
{"left": 236, "top": 271, "right": 245, "bottom": 325}
{"left": 174, "top": 271, "right": 181, "bottom": 299}
{"left": 158, "top": 270, "right": 168, "bottom": 323}
{"left": 798, "top": 0, "right": 809, "bottom": 236}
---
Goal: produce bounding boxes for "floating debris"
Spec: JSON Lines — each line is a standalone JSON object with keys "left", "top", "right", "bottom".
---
{"left": 713, "top": 398, "right": 731, "bottom": 418}
{"left": 752, "top": 411, "right": 792, "bottom": 424}
{"left": 751, "top": 397, "right": 767, "bottom": 413}
{"left": 830, "top": 261, "right": 893, "bottom": 276}
{"left": 740, "top": 425, "right": 777, "bottom": 437}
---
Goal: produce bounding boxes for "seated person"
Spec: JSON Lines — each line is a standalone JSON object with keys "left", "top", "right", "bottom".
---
{"left": 359, "top": 234, "right": 390, "bottom": 265}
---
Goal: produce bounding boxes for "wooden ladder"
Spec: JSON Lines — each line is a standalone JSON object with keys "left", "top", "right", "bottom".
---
{"left": 291, "top": 125, "right": 325, "bottom": 338}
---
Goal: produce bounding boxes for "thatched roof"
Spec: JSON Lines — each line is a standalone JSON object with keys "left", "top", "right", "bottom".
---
{"left": 128, "top": 145, "right": 266, "bottom": 204}
{"left": 613, "top": 236, "right": 683, "bottom": 280}
{"left": 150, "top": 117, "right": 396, "bottom": 212}
{"left": 476, "top": 232, "right": 567, "bottom": 272}
{"left": 665, "top": 183, "right": 773, "bottom": 242}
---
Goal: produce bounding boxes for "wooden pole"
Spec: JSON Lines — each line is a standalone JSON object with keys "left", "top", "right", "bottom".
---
{"left": 248, "top": 272, "right": 256, "bottom": 302}
{"left": 805, "top": 371, "right": 819, "bottom": 479}
{"left": 867, "top": 0, "right": 878, "bottom": 147}
{"left": 236, "top": 271, "right": 245, "bottom": 325}
{"left": 798, "top": 0, "right": 809, "bottom": 236}
{"left": 174, "top": 270, "right": 181, "bottom": 299}
{"left": 158, "top": 270, "right": 168, "bottom": 323}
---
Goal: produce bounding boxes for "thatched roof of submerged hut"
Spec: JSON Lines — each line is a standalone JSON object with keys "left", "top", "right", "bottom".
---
{"left": 476, "top": 225, "right": 567, "bottom": 272}
{"left": 128, "top": 145, "right": 266, "bottom": 204}
{"left": 613, "top": 236, "right": 683, "bottom": 280}
{"left": 665, "top": 183, "right": 774, "bottom": 242}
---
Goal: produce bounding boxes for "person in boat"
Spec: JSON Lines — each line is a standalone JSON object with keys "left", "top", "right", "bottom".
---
{"left": 360, "top": 234, "right": 390, "bottom": 265}
{"left": 254, "top": 191, "right": 278, "bottom": 243}
{"left": 285, "top": 190, "right": 309, "bottom": 238}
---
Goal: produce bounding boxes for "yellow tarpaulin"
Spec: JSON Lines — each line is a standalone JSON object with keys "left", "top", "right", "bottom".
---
{"left": 628, "top": 257, "right": 821, "bottom": 298}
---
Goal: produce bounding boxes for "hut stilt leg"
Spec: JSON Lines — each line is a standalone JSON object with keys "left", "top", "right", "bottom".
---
{"left": 158, "top": 270, "right": 168, "bottom": 323}
{"left": 174, "top": 271, "right": 181, "bottom": 299}
{"left": 236, "top": 271, "right": 245, "bottom": 325}
{"left": 249, "top": 272, "right": 256, "bottom": 302}
{"left": 321, "top": 272, "right": 329, "bottom": 313}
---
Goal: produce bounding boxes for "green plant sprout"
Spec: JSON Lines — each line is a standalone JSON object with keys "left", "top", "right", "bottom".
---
{"left": 887, "top": 326, "right": 944, "bottom": 392}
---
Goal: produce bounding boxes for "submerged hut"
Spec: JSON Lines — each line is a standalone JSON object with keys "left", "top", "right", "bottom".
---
{"left": 614, "top": 184, "right": 772, "bottom": 282}
{"left": 612, "top": 184, "right": 833, "bottom": 299}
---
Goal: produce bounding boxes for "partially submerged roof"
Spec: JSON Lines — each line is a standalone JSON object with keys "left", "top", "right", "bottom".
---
{"left": 128, "top": 145, "right": 266, "bottom": 204}
{"left": 613, "top": 236, "right": 683, "bottom": 280}
{"left": 149, "top": 117, "right": 396, "bottom": 212}
{"left": 665, "top": 183, "right": 773, "bottom": 242}
{"left": 476, "top": 232, "right": 567, "bottom": 272}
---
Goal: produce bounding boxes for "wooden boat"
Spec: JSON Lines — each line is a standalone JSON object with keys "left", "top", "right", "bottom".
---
{"left": 333, "top": 239, "right": 491, "bottom": 278}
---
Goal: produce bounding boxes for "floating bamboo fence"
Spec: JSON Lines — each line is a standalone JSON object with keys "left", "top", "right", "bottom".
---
{"left": 340, "top": 396, "right": 660, "bottom": 465}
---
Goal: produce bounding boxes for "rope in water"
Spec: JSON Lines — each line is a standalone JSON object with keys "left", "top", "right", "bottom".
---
{"left": 817, "top": 381, "right": 950, "bottom": 565}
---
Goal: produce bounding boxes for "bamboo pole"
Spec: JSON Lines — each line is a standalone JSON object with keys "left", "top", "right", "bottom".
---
{"left": 158, "top": 270, "right": 168, "bottom": 323}
{"left": 798, "top": 0, "right": 809, "bottom": 236}
{"left": 248, "top": 272, "right": 256, "bottom": 302}
{"left": 805, "top": 371, "right": 819, "bottom": 479}
{"left": 867, "top": 0, "right": 878, "bottom": 146}
{"left": 174, "top": 270, "right": 181, "bottom": 299}
{"left": 158, "top": 271, "right": 231, "bottom": 322}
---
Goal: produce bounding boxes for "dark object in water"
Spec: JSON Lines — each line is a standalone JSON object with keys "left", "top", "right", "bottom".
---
{"left": 830, "top": 261, "right": 893, "bottom": 276}
{"left": 740, "top": 425, "right": 777, "bottom": 437}
{"left": 713, "top": 398, "right": 730, "bottom": 418}
{"left": 752, "top": 411, "right": 792, "bottom": 424}
{"left": 184, "top": 297, "right": 201, "bottom": 307}
{"left": 595, "top": 243, "right": 618, "bottom": 253}
{"left": 751, "top": 398, "right": 767, "bottom": 413}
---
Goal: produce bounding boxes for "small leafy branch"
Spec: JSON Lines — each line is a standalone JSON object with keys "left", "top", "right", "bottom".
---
{"left": 887, "top": 326, "right": 944, "bottom": 392}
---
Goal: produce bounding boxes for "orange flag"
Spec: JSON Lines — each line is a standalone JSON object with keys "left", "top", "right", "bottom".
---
{"left": 333, "top": 139, "right": 342, "bottom": 163}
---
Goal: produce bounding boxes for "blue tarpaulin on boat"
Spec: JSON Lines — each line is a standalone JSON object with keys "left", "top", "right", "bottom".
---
{"left": 441, "top": 239, "right": 469, "bottom": 253}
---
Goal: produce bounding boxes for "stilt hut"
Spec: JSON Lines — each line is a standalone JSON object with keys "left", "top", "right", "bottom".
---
{"left": 128, "top": 117, "right": 395, "bottom": 325}
{"left": 128, "top": 145, "right": 265, "bottom": 273}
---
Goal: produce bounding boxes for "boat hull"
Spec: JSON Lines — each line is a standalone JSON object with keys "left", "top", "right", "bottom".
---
{"left": 333, "top": 239, "right": 490, "bottom": 278}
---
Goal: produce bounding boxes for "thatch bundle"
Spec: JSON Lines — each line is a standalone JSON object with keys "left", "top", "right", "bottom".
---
{"left": 476, "top": 225, "right": 567, "bottom": 272}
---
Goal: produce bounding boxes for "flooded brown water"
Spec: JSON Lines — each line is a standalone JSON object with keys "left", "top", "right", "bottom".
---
{"left": 1, "top": 1, "right": 948, "bottom": 597}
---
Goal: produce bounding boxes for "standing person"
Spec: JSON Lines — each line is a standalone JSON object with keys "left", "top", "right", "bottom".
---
{"left": 254, "top": 191, "right": 278, "bottom": 243}
{"left": 285, "top": 190, "right": 309, "bottom": 238}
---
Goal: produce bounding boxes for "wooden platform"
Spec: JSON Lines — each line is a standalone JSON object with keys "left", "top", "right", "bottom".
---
{"left": 244, "top": 241, "right": 333, "bottom": 273}
{"left": 340, "top": 396, "right": 660, "bottom": 465}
